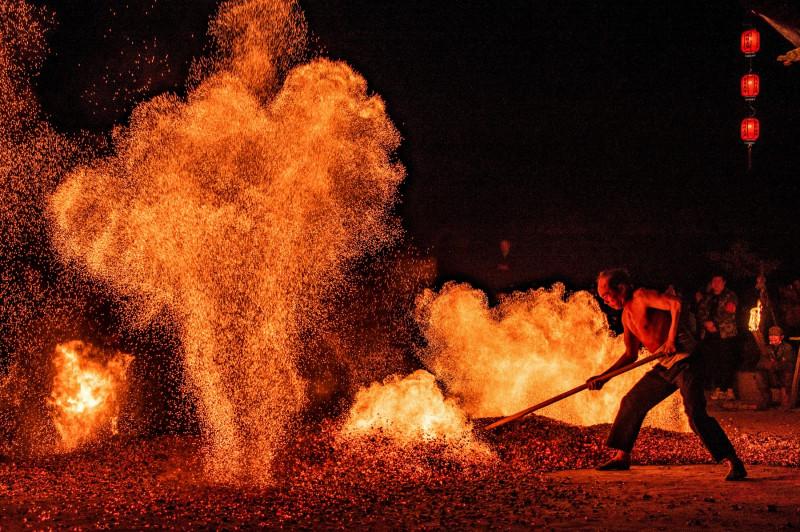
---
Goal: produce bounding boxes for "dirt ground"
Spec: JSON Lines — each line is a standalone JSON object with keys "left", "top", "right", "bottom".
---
{"left": 716, "top": 407, "right": 800, "bottom": 439}
{"left": 548, "top": 465, "right": 800, "bottom": 530}
{"left": 544, "top": 408, "right": 800, "bottom": 530}
{"left": 0, "top": 407, "right": 798, "bottom": 530}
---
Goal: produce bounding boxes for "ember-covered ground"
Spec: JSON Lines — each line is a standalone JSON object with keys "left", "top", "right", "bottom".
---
{"left": 2, "top": 409, "right": 799, "bottom": 530}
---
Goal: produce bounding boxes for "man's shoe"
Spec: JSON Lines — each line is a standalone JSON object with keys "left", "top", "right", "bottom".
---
{"left": 724, "top": 455, "right": 747, "bottom": 481}
{"left": 596, "top": 458, "right": 630, "bottom": 471}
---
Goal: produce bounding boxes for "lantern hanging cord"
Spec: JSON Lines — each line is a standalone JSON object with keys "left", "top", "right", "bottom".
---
{"left": 749, "top": 101, "right": 756, "bottom": 117}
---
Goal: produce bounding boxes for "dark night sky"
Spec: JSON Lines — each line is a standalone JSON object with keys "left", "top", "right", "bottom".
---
{"left": 31, "top": 0, "right": 800, "bottom": 289}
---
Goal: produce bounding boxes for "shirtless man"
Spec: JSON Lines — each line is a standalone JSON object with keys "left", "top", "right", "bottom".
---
{"left": 587, "top": 269, "right": 747, "bottom": 481}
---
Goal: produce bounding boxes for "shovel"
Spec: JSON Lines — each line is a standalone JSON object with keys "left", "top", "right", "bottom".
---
{"left": 481, "top": 350, "right": 668, "bottom": 431}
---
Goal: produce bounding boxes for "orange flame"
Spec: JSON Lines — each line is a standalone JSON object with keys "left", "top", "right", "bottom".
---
{"left": 344, "top": 370, "right": 473, "bottom": 442}
{"left": 415, "top": 282, "right": 688, "bottom": 432}
{"left": 48, "top": 341, "right": 133, "bottom": 451}
{"left": 749, "top": 300, "right": 762, "bottom": 332}
{"left": 342, "top": 370, "right": 490, "bottom": 457}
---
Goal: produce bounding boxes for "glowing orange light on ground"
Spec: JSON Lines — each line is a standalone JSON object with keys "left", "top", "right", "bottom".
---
{"left": 341, "top": 370, "right": 491, "bottom": 461}
{"left": 48, "top": 341, "right": 134, "bottom": 451}
{"left": 344, "top": 370, "right": 474, "bottom": 442}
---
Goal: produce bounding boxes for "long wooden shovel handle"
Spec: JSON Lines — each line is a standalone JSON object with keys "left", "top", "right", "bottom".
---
{"left": 481, "top": 351, "right": 668, "bottom": 431}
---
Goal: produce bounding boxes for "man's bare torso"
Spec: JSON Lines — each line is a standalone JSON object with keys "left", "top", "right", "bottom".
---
{"left": 623, "top": 288, "right": 672, "bottom": 353}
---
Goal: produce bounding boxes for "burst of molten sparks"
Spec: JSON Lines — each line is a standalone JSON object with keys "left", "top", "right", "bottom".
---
{"left": 343, "top": 370, "right": 480, "bottom": 447}
{"left": 749, "top": 300, "right": 762, "bottom": 332}
{"left": 49, "top": 0, "right": 403, "bottom": 483}
{"left": 415, "top": 282, "right": 688, "bottom": 432}
{"left": 48, "top": 341, "right": 133, "bottom": 451}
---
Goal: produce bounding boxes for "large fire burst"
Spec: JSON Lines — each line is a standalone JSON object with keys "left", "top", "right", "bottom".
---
{"left": 49, "top": 0, "right": 403, "bottom": 484}
{"left": 2, "top": 0, "right": 800, "bottom": 528}
{"left": 48, "top": 341, "right": 133, "bottom": 451}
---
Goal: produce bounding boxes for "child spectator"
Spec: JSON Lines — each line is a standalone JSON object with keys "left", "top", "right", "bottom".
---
{"left": 755, "top": 326, "right": 797, "bottom": 409}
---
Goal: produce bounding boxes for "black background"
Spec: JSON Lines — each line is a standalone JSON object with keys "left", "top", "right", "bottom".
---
{"left": 32, "top": 0, "right": 800, "bottom": 290}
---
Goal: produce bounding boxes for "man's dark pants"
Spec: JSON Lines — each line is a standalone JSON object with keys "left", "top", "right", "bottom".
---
{"left": 606, "top": 354, "right": 735, "bottom": 462}
{"left": 700, "top": 333, "right": 740, "bottom": 391}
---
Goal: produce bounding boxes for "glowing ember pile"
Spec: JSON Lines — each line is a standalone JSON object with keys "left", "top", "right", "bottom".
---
{"left": 415, "top": 282, "right": 688, "bottom": 432}
{"left": 342, "top": 370, "right": 484, "bottom": 451}
{"left": 48, "top": 340, "right": 134, "bottom": 451}
{"left": 49, "top": 0, "right": 403, "bottom": 483}
{"left": 3, "top": 411, "right": 800, "bottom": 529}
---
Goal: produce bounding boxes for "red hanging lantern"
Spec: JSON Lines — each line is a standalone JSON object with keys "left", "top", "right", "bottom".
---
{"left": 740, "top": 73, "right": 759, "bottom": 100}
{"left": 741, "top": 118, "right": 759, "bottom": 144}
{"left": 741, "top": 29, "right": 760, "bottom": 57}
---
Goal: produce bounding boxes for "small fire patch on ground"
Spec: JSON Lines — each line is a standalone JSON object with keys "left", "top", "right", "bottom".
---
{"left": 1, "top": 410, "right": 799, "bottom": 529}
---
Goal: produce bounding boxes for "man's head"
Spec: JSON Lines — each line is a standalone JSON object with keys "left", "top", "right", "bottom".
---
{"left": 710, "top": 274, "right": 726, "bottom": 295}
{"left": 769, "top": 325, "right": 784, "bottom": 346}
{"left": 597, "top": 268, "right": 632, "bottom": 310}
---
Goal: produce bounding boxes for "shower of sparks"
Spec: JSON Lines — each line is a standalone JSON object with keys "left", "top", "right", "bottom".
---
{"left": 342, "top": 369, "right": 490, "bottom": 458}
{"left": 49, "top": 0, "right": 403, "bottom": 484}
{"left": 0, "top": 0, "right": 102, "bottom": 459}
{"left": 0, "top": 1, "right": 75, "bottom": 256}
{"left": 414, "top": 282, "right": 689, "bottom": 432}
{"left": 3, "top": 0, "right": 770, "bottom": 508}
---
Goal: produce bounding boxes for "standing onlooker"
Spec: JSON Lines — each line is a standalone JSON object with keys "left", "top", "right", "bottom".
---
{"left": 755, "top": 326, "right": 797, "bottom": 409}
{"left": 697, "top": 273, "right": 740, "bottom": 399}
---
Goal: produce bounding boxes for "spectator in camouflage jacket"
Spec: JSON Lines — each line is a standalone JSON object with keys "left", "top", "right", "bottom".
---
{"left": 697, "top": 275, "right": 738, "bottom": 339}
{"left": 697, "top": 274, "right": 740, "bottom": 395}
